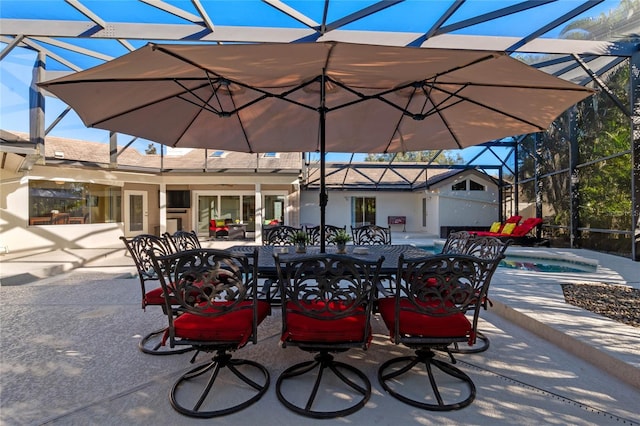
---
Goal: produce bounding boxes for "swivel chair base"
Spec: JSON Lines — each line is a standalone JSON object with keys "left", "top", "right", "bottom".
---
{"left": 170, "top": 350, "right": 270, "bottom": 418}
{"left": 276, "top": 351, "right": 371, "bottom": 419}
{"left": 378, "top": 349, "right": 475, "bottom": 411}
{"left": 139, "top": 328, "right": 195, "bottom": 355}
{"left": 448, "top": 331, "right": 490, "bottom": 354}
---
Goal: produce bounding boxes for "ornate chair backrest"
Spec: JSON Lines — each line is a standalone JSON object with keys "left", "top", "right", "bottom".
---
{"left": 120, "top": 234, "right": 175, "bottom": 308}
{"left": 391, "top": 254, "right": 496, "bottom": 346}
{"left": 351, "top": 225, "right": 392, "bottom": 245}
{"left": 274, "top": 254, "right": 383, "bottom": 349}
{"left": 164, "top": 230, "right": 201, "bottom": 252}
{"left": 149, "top": 248, "right": 261, "bottom": 347}
{"left": 463, "top": 236, "right": 509, "bottom": 265}
{"left": 305, "top": 225, "right": 347, "bottom": 245}
{"left": 461, "top": 236, "right": 509, "bottom": 310}
{"left": 263, "top": 225, "right": 303, "bottom": 246}
{"left": 441, "top": 231, "right": 472, "bottom": 255}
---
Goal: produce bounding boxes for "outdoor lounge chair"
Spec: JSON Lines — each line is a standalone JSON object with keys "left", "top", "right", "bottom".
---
{"left": 471, "top": 215, "right": 522, "bottom": 236}
{"left": 209, "top": 219, "right": 230, "bottom": 238}
{"left": 472, "top": 217, "right": 548, "bottom": 246}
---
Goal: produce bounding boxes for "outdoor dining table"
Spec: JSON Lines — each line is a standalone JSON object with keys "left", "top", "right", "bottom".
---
{"left": 227, "top": 244, "right": 431, "bottom": 277}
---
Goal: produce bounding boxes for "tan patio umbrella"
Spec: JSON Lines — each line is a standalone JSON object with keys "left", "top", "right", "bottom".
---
{"left": 39, "top": 41, "right": 594, "bottom": 251}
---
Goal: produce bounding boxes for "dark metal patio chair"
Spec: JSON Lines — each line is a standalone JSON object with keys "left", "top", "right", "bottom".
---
{"left": 261, "top": 225, "right": 304, "bottom": 304}
{"left": 441, "top": 231, "right": 473, "bottom": 255}
{"left": 377, "top": 254, "right": 498, "bottom": 411}
{"left": 149, "top": 248, "right": 270, "bottom": 418}
{"left": 163, "top": 229, "right": 201, "bottom": 252}
{"left": 262, "top": 225, "right": 303, "bottom": 246}
{"left": 351, "top": 224, "right": 392, "bottom": 245}
{"left": 120, "top": 233, "right": 194, "bottom": 355}
{"left": 442, "top": 235, "right": 510, "bottom": 354}
{"left": 273, "top": 253, "right": 383, "bottom": 418}
{"left": 305, "top": 224, "right": 346, "bottom": 245}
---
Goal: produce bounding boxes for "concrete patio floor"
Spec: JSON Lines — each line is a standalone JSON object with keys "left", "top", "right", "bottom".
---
{"left": 1, "top": 234, "right": 639, "bottom": 425}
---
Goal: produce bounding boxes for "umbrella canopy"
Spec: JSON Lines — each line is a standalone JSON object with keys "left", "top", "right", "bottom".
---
{"left": 39, "top": 41, "right": 594, "bottom": 250}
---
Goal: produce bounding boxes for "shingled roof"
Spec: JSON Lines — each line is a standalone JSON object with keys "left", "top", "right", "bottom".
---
{"left": 6, "top": 132, "right": 302, "bottom": 173}
{"left": 304, "top": 162, "right": 475, "bottom": 191}
{"left": 4, "top": 131, "right": 497, "bottom": 190}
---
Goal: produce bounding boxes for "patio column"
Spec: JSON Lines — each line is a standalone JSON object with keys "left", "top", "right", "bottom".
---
{"left": 29, "top": 51, "right": 45, "bottom": 165}
{"left": 568, "top": 106, "right": 580, "bottom": 248}
{"left": 109, "top": 132, "right": 118, "bottom": 168}
{"left": 255, "top": 183, "right": 262, "bottom": 244}
{"left": 159, "top": 183, "right": 167, "bottom": 236}
{"left": 535, "top": 133, "right": 544, "bottom": 240}
{"left": 631, "top": 49, "right": 640, "bottom": 261}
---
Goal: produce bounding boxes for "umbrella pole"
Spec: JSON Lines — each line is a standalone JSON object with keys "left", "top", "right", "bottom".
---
{"left": 319, "top": 70, "right": 327, "bottom": 253}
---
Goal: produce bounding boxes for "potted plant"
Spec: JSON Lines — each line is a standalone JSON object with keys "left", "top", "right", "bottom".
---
{"left": 330, "top": 230, "right": 352, "bottom": 254}
{"left": 291, "top": 230, "right": 309, "bottom": 253}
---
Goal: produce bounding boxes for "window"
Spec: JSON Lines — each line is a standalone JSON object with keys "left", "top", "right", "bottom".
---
{"left": 422, "top": 198, "right": 427, "bottom": 227}
{"left": 469, "top": 180, "right": 485, "bottom": 191}
{"left": 352, "top": 197, "right": 376, "bottom": 227}
{"left": 220, "top": 195, "right": 241, "bottom": 221}
{"left": 197, "top": 194, "right": 259, "bottom": 233}
{"left": 451, "top": 181, "right": 466, "bottom": 191}
{"left": 167, "top": 190, "right": 191, "bottom": 208}
{"left": 29, "top": 180, "right": 121, "bottom": 225}
{"left": 209, "top": 150, "right": 226, "bottom": 158}
{"left": 264, "top": 195, "right": 285, "bottom": 224}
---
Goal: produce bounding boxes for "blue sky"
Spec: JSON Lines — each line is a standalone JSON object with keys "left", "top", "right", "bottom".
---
{"left": 0, "top": 0, "right": 619, "bottom": 163}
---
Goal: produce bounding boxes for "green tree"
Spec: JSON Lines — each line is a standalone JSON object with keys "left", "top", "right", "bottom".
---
{"left": 145, "top": 143, "right": 157, "bottom": 155}
{"left": 365, "top": 150, "right": 463, "bottom": 164}
{"left": 517, "top": 0, "right": 634, "bottom": 237}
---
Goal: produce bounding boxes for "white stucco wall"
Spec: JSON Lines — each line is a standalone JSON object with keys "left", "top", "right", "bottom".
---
{"left": 300, "top": 190, "right": 427, "bottom": 233}
{"left": 434, "top": 172, "right": 499, "bottom": 230}
{"left": 0, "top": 164, "right": 298, "bottom": 253}
{"left": 300, "top": 171, "right": 499, "bottom": 236}
{"left": 1, "top": 162, "right": 499, "bottom": 253}
{"left": 1, "top": 167, "right": 126, "bottom": 252}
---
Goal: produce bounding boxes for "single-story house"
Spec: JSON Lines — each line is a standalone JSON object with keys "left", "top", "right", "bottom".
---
{"left": 1, "top": 132, "right": 499, "bottom": 253}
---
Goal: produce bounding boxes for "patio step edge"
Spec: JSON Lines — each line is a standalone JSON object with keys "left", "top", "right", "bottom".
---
{"left": 490, "top": 300, "right": 640, "bottom": 391}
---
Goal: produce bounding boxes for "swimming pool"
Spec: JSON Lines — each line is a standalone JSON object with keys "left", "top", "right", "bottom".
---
{"left": 418, "top": 246, "right": 598, "bottom": 273}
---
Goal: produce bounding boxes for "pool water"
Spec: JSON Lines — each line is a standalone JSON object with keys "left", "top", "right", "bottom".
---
{"left": 419, "top": 246, "right": 597, "bottom": 274}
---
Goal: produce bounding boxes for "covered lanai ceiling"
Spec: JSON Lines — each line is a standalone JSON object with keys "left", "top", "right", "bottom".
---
{"left": 1, "top": 0, "right": 638, "bottom": 190}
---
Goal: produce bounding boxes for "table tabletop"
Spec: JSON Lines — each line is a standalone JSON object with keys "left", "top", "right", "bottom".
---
{"left": 227, "top": 244, "right": 431, "bottom": 275}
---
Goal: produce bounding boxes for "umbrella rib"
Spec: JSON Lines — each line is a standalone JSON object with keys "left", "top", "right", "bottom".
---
{"left": 85, "top": 81, "right": 210, "bottom": 127}
{"left": 220, "top": 82, "right": 255, "bottom": 153}
{"left": 171, "top": 90, "right": 216, "bottom": 148}
{"left": 430, "top": 83, "right": 549, "bottom": 130}
{"left": 152, "top": 43, "right": 321, "bottom": 112}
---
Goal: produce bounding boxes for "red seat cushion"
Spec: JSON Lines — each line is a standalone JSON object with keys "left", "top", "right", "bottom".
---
{"left": 470, "top": 230, "right": 495, "bottom": 236}
{"left": 145, "top": 286, "right": 168, "bottom": 306}
{"left": 170, "top": 300, "right": 270, "bottom": 347}
{"left": 377, "top": 297, "right": 472, "bottom": 343}
{"left": 282, "top": 301, "right": 371, "bottom": 345}
{"left": 144, "top": 284, "right": 190, "bottom": 306}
